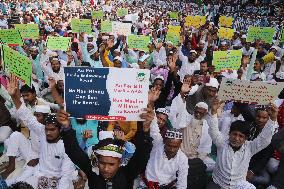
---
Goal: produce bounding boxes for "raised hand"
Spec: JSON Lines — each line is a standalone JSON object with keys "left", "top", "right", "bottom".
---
{"left": 7, "top": 75, "right": 20, "bottom": 99}
{"left": 140, "top": 107, "right": 155, "bottom": 132}
{"left": 181, "top": 76, "right": 192, "bottom": 94}
{"left": 56, "top": 109, "right": 71, "bottom": 129}
{"left": 148, "top": 87, "right": 161, "bottom": 104}
{"left": 48, "top": 77, "right": 56, "bottom": 89}
{"left": 167, "top": 56, "right": 176, "bottom": 72}
{"left": 83, "top": 130, "right": 93, "bottom": 140}
{"left": 211, "top": 98, "right": 222, "bottom": 115}
{"left": 267, "top": 103, "right": 278, "bottom": 122}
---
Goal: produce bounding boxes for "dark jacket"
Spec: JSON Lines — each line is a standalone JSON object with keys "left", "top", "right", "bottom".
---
{"left": 61, "top": 125, "right": 152, "bottom": 189}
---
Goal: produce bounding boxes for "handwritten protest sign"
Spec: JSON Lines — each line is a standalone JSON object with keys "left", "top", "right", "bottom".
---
{"left": 247, "top": 27, "right": 275, "bottom": 44}
{"left": 262, "top": 52, "right": 275, "bottom": 63}
{"left": 219, "top": 16, "right": 234, "bottom": 28}
{"left": 127, "top": 35, "right": 150, "bottom": 52}
{"left": 185, "top": 15, "right": 206, "bottom": 28}
{"left": 46, "top": 36, "right": 71, "bottom": 51}
{"left": 2, "top": 45, "right": 32, "bottom": 86}
{"left": 100, "top": 21, "right": 112, "bottom": 33}
{"left": 92, "top": 10, "right": 104, "bottom": 19}
{"left": 0, "top": 29, "right": 23, "bottom": 45}
{"left": 112, "top": 22, "right": 132, "bottom": 36}
{"left": 218, "top": 27, "right": 234, "bottom": 39}
{"left": 218, "top": 78, "right": 284, "bottom": 105}
{"left": 117, "top": 8, "right": 128, "bottom": 17}
{"left": 14, "top": 24, "right": 39, "bottom": 39}
{"left": 71, "top": 19, "right": 92, "bottom": 34}
{"left": 167, "top": 25, "right": 181, "bottom": 33}
{"left": 213, "top": 50, "right": 242, "bottom": 72}
{"left": 169, "top": 12, "right": 178, "bottom": 19}
{"left": 64, "top": 67, "right": 150, "bottom": 121}
{"left": 165, "top": 32, "right": 180, "bottom": 46}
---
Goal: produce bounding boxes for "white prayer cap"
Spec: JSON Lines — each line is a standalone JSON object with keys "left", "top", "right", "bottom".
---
{"left": 30, "top": 46, "right": 37, "bottom": 50}
{"left": 34, "top": 105, "right": 51, "bottom": 114}
{"left": 209, "top": 22, "right": 214, "bottom": 25}
{"left": 95, "top": 144, "right": 123, "bottom": 158}
{"left": 241, "top": 34, "right": 247, "bottom": 39}
{"left": 154, "top": 75, "right": 164, "bottom": 81}
{"left": 102, "top": 36, "right": 109, "bottom": 40}
{"left": 156, "top": 108, "right": 169, "bottom": 116}
{"left": 190, "top": 50, "right": 197, "bottom": 54}
{"left": 67, "top": 30, "right": 73, "bottom": 33}
{"left": 199, "top": 40, "right": 205, "bottom": 44}
{"left": 195, "top": 102, "right": 208, "bottom": 111}
{"left": 166, "top": 41, "right": 173, "bottom": 45}
{"left": 113, "top": 56, "right": 122, "bottom": 61}
{"left": 205, "top": 78, "right": 219, "bottom": 89}
{"left": 270, "top": 46, "right": 279, "bottom": 51}
{"left": 99, "top": 131, "right": 114, "bottom": 141}
{"left": 221, "top": 41, "right": 227, "bottom": 45}
{"left": 114, "top": 48, "right": 120, "bottom": 52}
{"left": 87, "top": 34, "right": 94, "bottom": 38}
{"left": 138, "top": 54, "right": 150, "bottom": 62}
{"left": 165, "top": 128, "right": 183, "bottom": 140}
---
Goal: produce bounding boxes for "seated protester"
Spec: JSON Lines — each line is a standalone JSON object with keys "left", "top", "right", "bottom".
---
{"left": 6, "top": 76, "right": 76, "bottom": 188}
{"left": 174, "top": 100, "right": 215, "bottom": 171}
{"left": 0, "top": 96, "right": 17, "bottom": 143}
{"left": 57, "top": 106, "right": 153, "bottom": 189}
{"left": 41, "top": 56, "right": 65, "bottom": 83}
{"left": 205, "top": 99, "right": 278, "bottom": 189}
{"left": 107, "top": 121, "right": 137, "bottom": 141}
{"left": 155, "top": 108, "right": 171, "bottom": 139}
{"left": 250, "top": 59, "right": 266, "bottom": 81}
{"left": 1, "top": 105, "right": 50, "bottom": 182}
{"left": 140, "top": 119, "right": 188, "bottom": 188}
{"left": 218, "top": 102, "right": 245, "bottom": 137}
{"left": 70, "top": 118, "right": 99, "bottom": 153}
{"left": 18, "top": 84, "right": 59, "bottom": 111}
{"left": 8, "top": 181, "right": 34, "bottom": 189}
{"left": 246, "top": 106, "right": 279, "bottom": 186}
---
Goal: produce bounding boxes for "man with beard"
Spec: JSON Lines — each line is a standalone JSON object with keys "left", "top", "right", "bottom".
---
{"left": 42, "top": 57, "right": 65, "bottom": 83}
{"left": 6, "top": 75, "right": 76, "bottom": 189}
{"left": 174, "top": 101, "right": 215, "bottom": 171}
{"left": 179, "top": 50, "right": 200, "bottom": 80}
{"left": 205, "top": 99, "right": 278, "bottom": 189}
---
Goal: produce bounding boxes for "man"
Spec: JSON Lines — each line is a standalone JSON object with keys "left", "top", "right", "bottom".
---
{"left": 179, "top": 50, "right": 200, "bottom": 80}
{"left": 42, "top": 57, "right": 65, "bottom": 83}
{"left": 0, "top": 14, "right": 8, "bottom": 29}
{"left": 185, "top": 77, "right": 219, "bottom": 115}
{"left": 1, "top": 105, "right": 50, "bottom": 182}
{"left": 6, "top": 76, "right": 76, "bottom": 188}
{"left": 242, "top": 42, "right": 255, "bottom": 56}
{"left": 174, "top": 101, "right": 215, "bottom": 171}
{"left": 141, "top": 122, "right": 188, "bottom": 188}
{"left": 57, "top": 105, "right": 153, "bottom": 189}
{"left": 205, "top": 99, "right": 278, "bottom": 189}
{"left": 155, "top": 108, "right": 170, "bottom": 138}
{"left": 19, "top": 84, "right": 59, "bottom": 111}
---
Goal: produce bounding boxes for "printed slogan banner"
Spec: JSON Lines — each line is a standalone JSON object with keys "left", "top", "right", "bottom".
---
{"left": 213, "top": 50, "right": 242, "bottom": 72}
{"left": 247, "top": 27, "right": 276, "bottom": 44}
{"left": 64, "top": 67, "right": 150, "bottom": 121}
{"left": 218, "top": 78, "right": 284, "bottom": 105}
{"left": 14, "top": 24, "right": 39, "bottom": 39}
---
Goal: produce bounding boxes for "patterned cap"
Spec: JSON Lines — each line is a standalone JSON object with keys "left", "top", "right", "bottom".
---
{"left": 165, "top": 128, "right": 182, "bottom": 140}
{"left": 45, "top": 113, "right": 61, "bottom": 128}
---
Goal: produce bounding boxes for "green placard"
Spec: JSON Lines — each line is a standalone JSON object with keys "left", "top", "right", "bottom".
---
{"left": 71, "top": 19, "right": 92, "bottom": 34}
{"left": 280, "top": 29, "right": 284, "bottom": 42}
{"left": 46, "top": 36, "right": 71, "bottom": 51}
{"left": 2, "top": 45, "right": 32, "bottom": 86}
{"left": 92, "top": 10, "right": 104, "bottom": 19}
{"left": 100, "top": 21, "right": 112, "bottom": 33}
{"left": 14, "top": 24, "right": 39, "bottom": 39}
{"left": 165, "top": 32, "right": 180, "bottom": 46}
{"left": 247, "top": 27, "right": 276, "bottom": 44}
{"left": 117, "top": 8, "right": 128, "bottom": 17}
{"left": 127, "top": 35, "right": 150, "bottom": 52}
{"left": 0, "top": 29, "right": 23, "bottom": 46}
{"left": 169, "top": 12, "right": 178, "bottom": 19}
{"left": 213, "top": 50, "right": 242, "bottom": 72}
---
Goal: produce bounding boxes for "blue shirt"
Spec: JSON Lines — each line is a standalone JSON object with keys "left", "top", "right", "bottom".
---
{"left": 70, "top": 118, "right": 99, "bottom": 149}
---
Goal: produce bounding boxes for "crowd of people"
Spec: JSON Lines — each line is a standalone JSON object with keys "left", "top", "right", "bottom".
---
{"left": 0, "top": 0, "right": 284, "bottom": 188}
